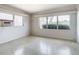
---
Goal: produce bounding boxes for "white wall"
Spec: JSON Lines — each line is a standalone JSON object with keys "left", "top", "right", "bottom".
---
{"left": 32, "top": 5, "right": 77, "bottom": 41}
{"left": 77, "top": 5, "right": 79, "bottom": 43}
{"left": 0, "top": 5, "right": 30, "bottom": 44}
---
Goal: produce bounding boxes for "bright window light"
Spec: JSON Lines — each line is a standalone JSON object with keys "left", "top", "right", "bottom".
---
{"left": 14, "top": 15, "right": 23, "bottom": 26}
{"left": 39, "top": 15, "right": 70, "bottom": 30}
{"left": 39, "top": 17, "right": 47, "bottom": 29}
{"left": 0, "top": 13, "right": 13, "bottom": 20}
{"left": 58, "top": 15, "right": 70, "bottom": 29}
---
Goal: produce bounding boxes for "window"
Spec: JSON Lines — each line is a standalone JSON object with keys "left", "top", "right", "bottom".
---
{"left": 58, "top": 15, "right": 70, "bottom": 29}
{"left": 0, "top": 13, "right": 13, "bottom": 20}
{"left": 14, "top": 15, "right": 23, "bottom": 26}
{"left": 48, "top": 16, "right": 57, "bottom": 29}
{"left": 39, "top": 17, "right": 47, "bottom": 29}
{"left": 39, "top": 15, "right": 70, "bottom": 30}
{"left": 0, "top": 13, "right": 13, "bottom": 27}
{"left": 0, "top": 12, "right": 23, "bottom": 27}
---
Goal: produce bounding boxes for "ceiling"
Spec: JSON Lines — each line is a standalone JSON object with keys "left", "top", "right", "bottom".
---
{"left": 9, "top": 4, "right": 71, "bottom": 13}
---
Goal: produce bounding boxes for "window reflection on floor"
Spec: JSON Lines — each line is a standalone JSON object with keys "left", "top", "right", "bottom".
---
{"left": 57, "top": 47, "right": 71, "bottom": 55}
{"left": 39, "top": 41, "right": 52, "bottom": 54}
{"left": 14, "top": 47, "right": 24, "bottom": 55}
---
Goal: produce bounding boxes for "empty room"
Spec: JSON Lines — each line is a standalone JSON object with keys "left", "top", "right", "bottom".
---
{"left": 0, "top": 4, "right": 79, "bottom": 55}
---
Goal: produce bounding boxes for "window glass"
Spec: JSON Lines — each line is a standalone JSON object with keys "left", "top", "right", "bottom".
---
{"left": 39, "top": 15, "right": 70, "bottom": 30}
{"left": 39, "top": 17, "right": 47, "bottom": 29}
{"left": 0, "top": 13, "right": 13, "bottom": 20}
{"left": 58, "top": 15, "right": 70, "bottom": 29}
{"left": 14, "top": 15, "right": 23, "bottom": 26}
{"left": 0, "top": 12, "right": 23, "bottom": 27}
{"left": 48, "top": 16, "right": 57, "bottom": 29}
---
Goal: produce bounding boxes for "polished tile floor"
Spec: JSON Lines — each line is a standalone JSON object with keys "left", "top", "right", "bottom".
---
{"left": 0, "top": 36, "right": 79, "bottom": 55}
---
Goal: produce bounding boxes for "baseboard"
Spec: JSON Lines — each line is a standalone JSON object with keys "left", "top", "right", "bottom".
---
{"left": 30, "top": 34, "right": 76, "bottom": 43}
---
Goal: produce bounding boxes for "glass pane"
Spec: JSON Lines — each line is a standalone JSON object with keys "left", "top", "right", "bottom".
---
{"left": 58, "top": 15, "right": 70, "bottom": 29}
{"left": 14, "top": 15, "right": 23, "bottom": 26}
{"left": 0, "top": 13, "right": 13, "bottom": 20}
{"left": 39, "top": 17, "right": 47, "bottom": 29}
{"left": 48, "top": 16, "right": 57, "bottom": 29}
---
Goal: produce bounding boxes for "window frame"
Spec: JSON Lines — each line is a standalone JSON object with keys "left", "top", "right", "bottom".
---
{"left": 39, "top": 14, "right": 71, "bottom": 30}
{"left": 0, "top": 11, "right": 24, "bottom": 27}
